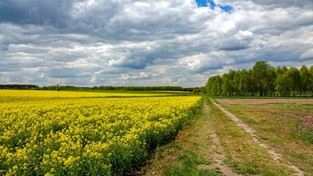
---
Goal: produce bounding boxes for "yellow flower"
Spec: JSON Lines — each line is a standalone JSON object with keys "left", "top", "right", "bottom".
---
{"left": 0, "top": 90, "right": 201, "bottom": 175}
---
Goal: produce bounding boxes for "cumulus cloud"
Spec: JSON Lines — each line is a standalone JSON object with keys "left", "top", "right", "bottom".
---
{"left": 0, "top": 0, "right": 313, "bottom": 87}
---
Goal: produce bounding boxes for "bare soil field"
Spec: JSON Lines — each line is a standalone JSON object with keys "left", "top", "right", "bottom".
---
{"left": 217, "top": 98, "right": 313, "bottom": 105}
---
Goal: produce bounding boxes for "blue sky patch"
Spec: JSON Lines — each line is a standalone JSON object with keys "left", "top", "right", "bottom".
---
{"left": 195, "top": 0, "right": 234, "bottom": 13}
{"left": 195, "top": 0, "right": 209, "bottom": 7}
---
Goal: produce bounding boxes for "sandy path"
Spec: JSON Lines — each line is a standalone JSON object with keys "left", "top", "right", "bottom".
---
{"left": 211, "top": 99, "right": 304, "bottom": 176}
{"left": 204, "top": 105, "right": 240, "bottom": 176}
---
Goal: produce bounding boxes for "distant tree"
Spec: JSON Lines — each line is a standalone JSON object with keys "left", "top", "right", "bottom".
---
{"left": 200, "top": 86, "right": 207, "bottom": 94}
{"left": 213, "top": 76, "right": 222, "bottom": 95}
{"left": 228, "top": 70, "right": 238, "bottom": 95}
{"left": 247, "top": 69, "right": 257, "bottom": 96}
{"left": 284, "top": 67, "right": 300, "bottom": 96}
{"left": 252, "top": 61, "right": 275, "bottom": 96}
{"left": 266, "top": 67, "right": 276, "bottom": 96}
{"left": 193, "top": 87, "right": 200, "bottom": 95}
{"left": 206, "top": 75, "right": 222, "bottom": 96}
{"left": 281, "top": 66, "right": 288, "bottom": 74}
{"left": 276, "top": 66, "right": 282, "bottom": 75}
{"left": 275, "top": 73, "right": 289, "bottom": 96}
{"left": 239, "top": 70, "right": 252, "bottom": 96}
{"left": 309, "top": 66, "right": 313, "bottom": 96}
{"left": 205, "top": 61, "right": 311, "bottom": 97}
{"left": 0, "top": 84, "right": 39, "bottom": 90}
{"left": 221, "top": 73, "right": 233, "bottom": 96}
{"left": 300, "top": 65, "right": 310, "bottom": 96}
{"left": 233, "top": 71, "right": 242, "bottom": 95}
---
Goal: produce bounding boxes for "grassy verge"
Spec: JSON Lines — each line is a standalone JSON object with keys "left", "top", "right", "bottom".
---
{"left": 222, "top": 102, "right": 313, "bottom": 175}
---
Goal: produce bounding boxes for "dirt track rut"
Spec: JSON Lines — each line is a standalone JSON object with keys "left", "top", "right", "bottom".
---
{"left": 204, "top": 105, "right": 240, "bottom": 176}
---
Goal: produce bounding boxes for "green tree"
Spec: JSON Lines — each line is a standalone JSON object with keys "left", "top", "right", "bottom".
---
{"left": 193, "top": 87, "right": 200, "bottom": 95}
{"left": 239, "top": 70, "right": 252, "bottom": 96}
{"left": 205, "top": 62, "right": 312, "bottom": 97}
{"left": 221, "top": 73, "right": 233, "bottom": 96}
{"left": 276, "top": 66, "right": 282, "bottom": 75}
{"left": 233, "top": 71, "right": 243, "bottom": 96}
{"left": 300, "top": 65, "right": 310, "bottom": 96}
{"left": 252, "top": 61, "right": 275, "bottom": 96}
{"left": 309, "top": 66, "right": 313, "bottom": 96}
{"left": 275, "top": 73, "right": 288, "bottom": 96}
{"left": 266, "top": 67, "right": 276, "bottom": 96}
{"left": 281, "top": 66, "right": 288, "bottom": 74}
{"left": 284, "top": 67, "right": 300, "bottom": 96}
{"left": 205, "top": 75, "right": 222, "bottom": 96}
{"left": 275, "top": 66, "right": 289, "bottom": 96}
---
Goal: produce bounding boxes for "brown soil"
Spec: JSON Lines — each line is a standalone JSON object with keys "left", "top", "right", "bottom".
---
{"left": 299, "top": 115, "right": 313, "bottom": 131}
{"left": 217, "top": 99, "right": 313, "bottom": 105}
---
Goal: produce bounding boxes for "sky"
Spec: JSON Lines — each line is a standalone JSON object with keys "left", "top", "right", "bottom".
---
{"left": 0, "top": 0, "right": 313, "bottom": 87}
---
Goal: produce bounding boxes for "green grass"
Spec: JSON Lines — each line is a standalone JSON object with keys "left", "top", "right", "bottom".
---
{"left": 163, "top": 150, "right": 220, "bottom": 176}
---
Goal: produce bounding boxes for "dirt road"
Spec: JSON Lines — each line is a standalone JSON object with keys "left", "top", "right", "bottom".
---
{"left": 211, "top": 99, "right": 304, "bottom": 176}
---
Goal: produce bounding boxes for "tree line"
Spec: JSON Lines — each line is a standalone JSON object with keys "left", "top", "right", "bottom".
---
{"left": 0, "top": 84, "right": 39, "bottom": 90}
{"left": 41, "top": 85, "right": 195, "bottom": 92}
{"left": 205, "top": 61, "right": 313, "bottom": 97}
{"left": 3, "top": 85, "right": 193, "bottom": 92}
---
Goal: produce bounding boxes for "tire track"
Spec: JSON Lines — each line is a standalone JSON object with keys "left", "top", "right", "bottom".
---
{"left": 204, "top": 104, "right": 240, "bottom": 176}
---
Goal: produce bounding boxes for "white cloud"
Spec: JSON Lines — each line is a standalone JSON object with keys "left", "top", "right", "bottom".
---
{"left": 235, "top": 30, "right": 254, "bottom": 40}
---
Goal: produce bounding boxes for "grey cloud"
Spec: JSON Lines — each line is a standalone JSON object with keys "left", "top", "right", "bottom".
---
{"left": 0, "top": 0, "right": 72, "bottom": 27}
{"left": 224, "top": 0, "right": 313, "bottom": 9}
{"left": 47, "top": 67, "right": 91, "bottom": 79}
{"left": 0, "top": 0, "right": 313, "bottom": 87}
{"left": 251, "top": 0, "right": 313, "bottom": 9}
{"left": 117, "top": 56, "right": 153, "bottom": 69}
